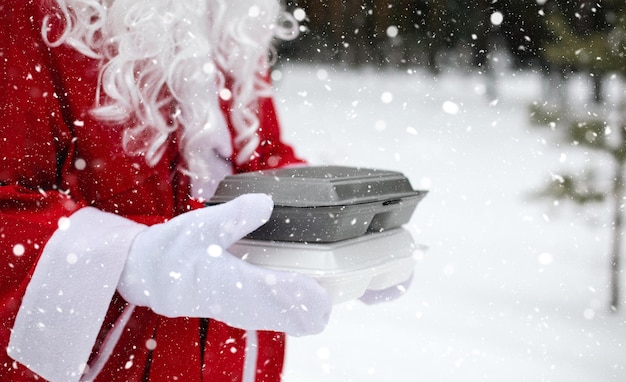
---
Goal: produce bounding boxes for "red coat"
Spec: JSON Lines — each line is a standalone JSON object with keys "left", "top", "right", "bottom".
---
{"left": 0, "top": 1, "right": 304, "bottom": 380}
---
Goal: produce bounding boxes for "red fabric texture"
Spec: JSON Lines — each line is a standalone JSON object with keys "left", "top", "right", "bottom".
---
{"left": 0, "top": 0, "right": 304, "bottom": 380}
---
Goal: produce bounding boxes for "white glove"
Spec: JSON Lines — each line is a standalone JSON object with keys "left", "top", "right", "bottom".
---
{"left": 117, "top": 193, "right": 331, "bottom": 336}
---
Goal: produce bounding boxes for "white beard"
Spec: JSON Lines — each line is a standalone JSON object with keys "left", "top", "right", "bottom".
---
{"left": 47, "top": 0, "right": 294, "bottom": 195}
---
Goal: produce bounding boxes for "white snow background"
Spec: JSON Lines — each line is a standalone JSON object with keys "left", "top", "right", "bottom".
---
{"left": 272, "top": 63, "right": 626, "bottom": 381}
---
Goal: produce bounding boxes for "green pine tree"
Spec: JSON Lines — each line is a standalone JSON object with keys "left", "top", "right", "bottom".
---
{"left": 531, "top": 4, "right": 626, "bottom": 311}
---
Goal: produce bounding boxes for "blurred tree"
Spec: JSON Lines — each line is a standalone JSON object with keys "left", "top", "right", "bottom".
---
{"left": 466, "top": 0, "right": 493, "bottom": 69}
{"left": 422, "top": 0, "right": 454, "bottom": 72}
{"left": 542, "top": 0, "right": 626, "bottom": 103}
{"left": 278, "top": 1, "right": 347, "bottom": 63}
{"left": 531, "top": 3, "right": 626, "bottom": 311}
{"left": 280, "top": 0, "right": 467, "bottom": 69}
{"left": 497, "top": 0, "right": 547, "bottom": 69}
{"left": 530, "top": 111, "right": 626, "bottom": 311}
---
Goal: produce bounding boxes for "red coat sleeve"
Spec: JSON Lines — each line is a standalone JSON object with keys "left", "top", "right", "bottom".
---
{"left": 0, "top": 0, "right": 84, "bottom": 302}
{"left": 0, "top": 1, "right": 87, "bottom": 378}
{"left": 222, "top": 79, "right": 306, "bottom": 173}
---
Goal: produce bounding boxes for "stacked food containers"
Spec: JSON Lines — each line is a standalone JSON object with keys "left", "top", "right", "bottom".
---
{"left": 209, "top": 166, "right": 428, "bottom": 303}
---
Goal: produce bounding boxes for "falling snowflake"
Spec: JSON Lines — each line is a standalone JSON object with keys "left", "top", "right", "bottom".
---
{"left": 490, "top": 11, "right": 504, "bottom": 26}
{"left": 442, "top": 101, "right": 459, "bottom": 115}
{"left": 12, "top": 244, "right": 25, "bottom": 257}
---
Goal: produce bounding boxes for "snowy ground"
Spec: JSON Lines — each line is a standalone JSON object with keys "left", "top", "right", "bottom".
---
{"left": 272, "top": 64, "right": 626, "bottom": 381}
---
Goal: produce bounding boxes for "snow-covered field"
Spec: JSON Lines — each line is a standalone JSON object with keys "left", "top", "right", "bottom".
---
{"left": 273, "top": 64, "right": 626, "bottom": 381}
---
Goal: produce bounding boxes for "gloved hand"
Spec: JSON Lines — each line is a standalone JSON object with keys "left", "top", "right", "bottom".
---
{"left": 118, "top": 193, "right": 331, "bottom": 336}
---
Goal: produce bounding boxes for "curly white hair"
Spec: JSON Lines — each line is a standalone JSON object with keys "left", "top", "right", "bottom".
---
{"left": 44, "top": 0, "right": 297, "bottom": 181}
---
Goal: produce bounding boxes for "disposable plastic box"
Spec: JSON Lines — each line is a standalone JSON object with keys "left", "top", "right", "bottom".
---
{"left": 229, "top": 228, "right": 425, "bottom": 304}
{"left": 209, "top": 166, "right": 427, "bottom": 242}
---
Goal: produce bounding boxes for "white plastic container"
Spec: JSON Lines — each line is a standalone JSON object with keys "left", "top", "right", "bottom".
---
{"left": 229, "top": 228, "right": 425, "bottom": 304}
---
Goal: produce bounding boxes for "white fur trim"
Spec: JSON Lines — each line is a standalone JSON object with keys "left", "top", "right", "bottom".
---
{"left": 8, "top": 207, "right": 147, "bottom": 381}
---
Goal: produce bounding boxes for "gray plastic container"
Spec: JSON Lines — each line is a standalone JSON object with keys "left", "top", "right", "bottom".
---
{"left": 208, "top": 165, "right": 427, "bottom": 242}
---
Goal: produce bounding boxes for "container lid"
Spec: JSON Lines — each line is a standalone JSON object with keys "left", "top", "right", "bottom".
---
{"left": 210, "top": 165, "right": 423, "bottom": 207}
